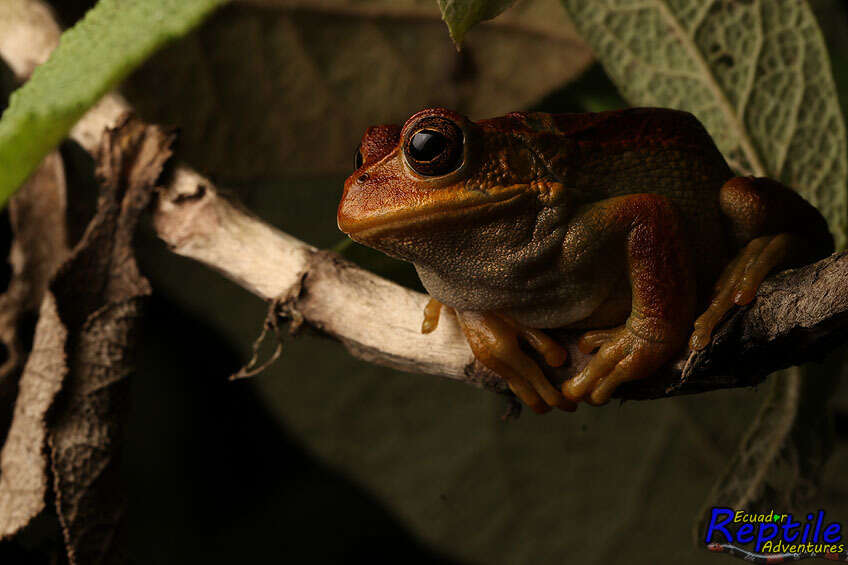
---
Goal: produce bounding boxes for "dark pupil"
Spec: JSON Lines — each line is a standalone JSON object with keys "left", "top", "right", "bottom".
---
{"left": 354, "top": 147, "right": 363, "bottom": 170}
{"left": 409, "top": 130, "right": 446, "bottom": 161}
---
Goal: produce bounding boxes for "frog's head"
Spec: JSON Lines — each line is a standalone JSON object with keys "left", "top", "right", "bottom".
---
{"left": 338, "top": 107, "right": 545, "bottom": 260}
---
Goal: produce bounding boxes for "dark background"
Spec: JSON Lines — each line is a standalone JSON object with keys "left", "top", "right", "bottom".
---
{"left": 1, "top": 1, "right": 848, "bottom": 563}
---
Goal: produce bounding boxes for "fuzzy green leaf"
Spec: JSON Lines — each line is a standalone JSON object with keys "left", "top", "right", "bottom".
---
{"left": 561, "top": 0, "right": 848, "bottom": 249}
{"left": 0, "top": 0, "right": 228, "bottom": 209}
{"left": 437, "top": 0, "right": 517, "bottom": 45}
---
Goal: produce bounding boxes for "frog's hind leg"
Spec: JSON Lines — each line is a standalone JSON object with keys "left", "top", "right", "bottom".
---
{"left": 689, "top": 177, "right": 834, "bottom": 350}
{"left": 454, "top": 311, "right": 575, "bottom": 413}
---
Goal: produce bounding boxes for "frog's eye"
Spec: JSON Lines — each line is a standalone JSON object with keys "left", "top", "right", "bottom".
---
{"left": 403, "top": 117, "right": 463, "bottom": 176}
{"left": 354, "top": 145, "right": 364, "bottom": 170}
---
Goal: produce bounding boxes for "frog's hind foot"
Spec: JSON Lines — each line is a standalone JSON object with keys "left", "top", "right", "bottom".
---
{"left": 500, "top": 317, "right": 569, "bottom": 368}
{"left": 455, "top": 311, "right": 574, "bottom": 414}
{"left": 689, "top": 177, "right": 833, "bottom": 350}
{"left": 689, "top": 233, "right": 802, "bottom": 349}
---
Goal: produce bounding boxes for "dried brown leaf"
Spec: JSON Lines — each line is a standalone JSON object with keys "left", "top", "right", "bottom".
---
{"left": 0, "top": 149, "right": 69, "bottom": 540}
{"left": 0, "top": 151, "right": 69, "bottom": 381}
{"left": 46, "top": 114, "right": 174, "bottom": 565}
{"left": 0, "top": 112, "right": 173, "bottom": 561}
{"left": 0, "top": 293, "right": 67, "bottom": 538}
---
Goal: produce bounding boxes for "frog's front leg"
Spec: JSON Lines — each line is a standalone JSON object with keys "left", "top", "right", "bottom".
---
{"left": 562, "top": 194, "right": 696, "bottom": 405}
{"left": 421, "top": 298, "right": 573, "bottom": 413}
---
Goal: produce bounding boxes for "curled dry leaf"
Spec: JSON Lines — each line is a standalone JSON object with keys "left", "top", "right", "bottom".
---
{"left": 0, "top": 151, "right": 69, "bottom": 383}
{"left": 0, "top": 150, "right": 69, "bottom": 539}
{"left": 0, "top": 293, "right": 67, "bottom": 539}
{"left": 46, "top": 114, "right": 174, "bottom": 565}
{"left": 0, "top": 114, "right": 174, "bottom": 564}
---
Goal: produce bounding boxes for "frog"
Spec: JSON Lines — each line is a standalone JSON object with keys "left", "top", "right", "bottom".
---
{"left": 337, "top": 107, "right": 833, "bottom": 414}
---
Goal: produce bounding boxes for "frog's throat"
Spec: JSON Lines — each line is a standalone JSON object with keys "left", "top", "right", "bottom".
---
{"left": 342, "top": 185, "right": 530, "bottom": 241}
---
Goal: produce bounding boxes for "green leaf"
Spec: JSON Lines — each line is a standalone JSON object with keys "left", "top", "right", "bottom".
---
{"left": 561, "top": 0, "right": 848, "bottom": 249}
{"left": 437, "top": 0, "right": 517, "bottom": 45}
{"left": 0, "top": 0, "right": 228, "bottom": 209}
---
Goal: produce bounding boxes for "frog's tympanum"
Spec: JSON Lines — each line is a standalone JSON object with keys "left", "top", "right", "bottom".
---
{"left": 338, "top": 107, "right": 833, "bottom": 413}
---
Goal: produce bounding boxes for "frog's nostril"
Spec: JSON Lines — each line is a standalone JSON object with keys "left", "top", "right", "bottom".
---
{"left": 358, "top": 173, "right": 369, "bottom": 183}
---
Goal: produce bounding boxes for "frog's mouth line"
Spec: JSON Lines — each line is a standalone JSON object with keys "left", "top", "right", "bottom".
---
{"left": 341, "top": 188, "right": 528, "bottom": 241}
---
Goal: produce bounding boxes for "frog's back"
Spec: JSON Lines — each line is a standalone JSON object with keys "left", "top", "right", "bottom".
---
{"left": 549, "top": 107, "right": 724, "bottom": 155}
{"left": 483, "top": 107, "right": 735, "bottom": 291}
{"left": 483, "top": 107, "right": 734, "bottom": 203}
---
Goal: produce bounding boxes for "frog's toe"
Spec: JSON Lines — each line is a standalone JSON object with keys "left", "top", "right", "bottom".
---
{"left": 562, "top": 330, "right": 626, "bottom": 403}
{"left": 482, "top": 359, "right": 549, "bottom": 414}
{"left": 577, "top": 328, "right": 618, "bottom": 354}
{"left": 493, "top": 352, "right": 573, "bottom": 413}
{"left": 690, "top": 233, "right": 801, "bottom": 350}
{"left": 564, "top": 323, "right": 676, "bottom": 405}
{"left": 476, "top": 348, "right": 571, "bottom": 413}
{"left": 500, "top": 317, "right": 568, "bottom": 367}
{"left": 421, "top": 298, "right": 445, "bottom": 334}
{"left": 731, "top": 233, "right": 800, "bottom": 305}
{"left": 457, "top": 311, "right": 575, "bottom": 413}
{"left": 587, "top": 351, "right": 660, "bottom": 405}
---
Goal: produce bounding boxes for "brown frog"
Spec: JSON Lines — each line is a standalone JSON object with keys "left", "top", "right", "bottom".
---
{"left": 338, "top": 107, "right": 833, "bottom": 413}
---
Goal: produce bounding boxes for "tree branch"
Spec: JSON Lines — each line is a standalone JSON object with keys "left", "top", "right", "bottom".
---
{"left": 3, "top": 0, "right": 847, "bottom": 402}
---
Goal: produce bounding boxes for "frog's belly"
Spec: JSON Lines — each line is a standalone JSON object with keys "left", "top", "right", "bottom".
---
{"left": 415, "top": 255, "right": 627, "bottom": 329}
{"left": 413, "top": 204, "right": 630, "bottom": 329}
{"left": 507, "top": 274, "right": 632, "bottom": 329}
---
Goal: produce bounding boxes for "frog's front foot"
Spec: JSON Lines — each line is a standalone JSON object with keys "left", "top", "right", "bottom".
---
{"left": 563, "top": 317, "right": 685, "bottom": 405}
{"left": 450, "top": 309, "right": 573, "bottom": 414}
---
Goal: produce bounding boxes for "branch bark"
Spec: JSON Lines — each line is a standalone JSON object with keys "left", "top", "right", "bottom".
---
{"left": 2, "top": 0, "right": 847, "bottom": 402}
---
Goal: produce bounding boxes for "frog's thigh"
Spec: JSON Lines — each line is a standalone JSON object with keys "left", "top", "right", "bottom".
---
{"left": 562, "top": 194, "right": 695, "bottom": 405}
{"left": 690, "top": 177, "right": 833, "bottom": 350}
{"left": 455, "top": 311, "right": 574, "bottom": 413}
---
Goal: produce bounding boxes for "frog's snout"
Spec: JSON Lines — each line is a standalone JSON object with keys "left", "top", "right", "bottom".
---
{"left": 338, "top": 151, "right": 406, "bottom": 237}
{"left": 337, "top": 174, "right": 368, "bottom": 235}
{"left": 340, "top": 124, "right": 401, "bottom": 235}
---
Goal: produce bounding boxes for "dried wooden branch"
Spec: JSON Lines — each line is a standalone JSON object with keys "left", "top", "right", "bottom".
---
{"left": 2, "top": 0, "right": 847, "bottom": 404}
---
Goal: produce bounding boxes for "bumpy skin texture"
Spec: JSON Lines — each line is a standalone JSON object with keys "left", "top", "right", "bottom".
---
{"left": 338, "top": 107, "right": 833, "bottom": 413}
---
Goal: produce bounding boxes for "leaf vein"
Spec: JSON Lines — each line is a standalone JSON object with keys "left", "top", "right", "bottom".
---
{"left": 651, "top": 0, "right": 766, "bottom": 176}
